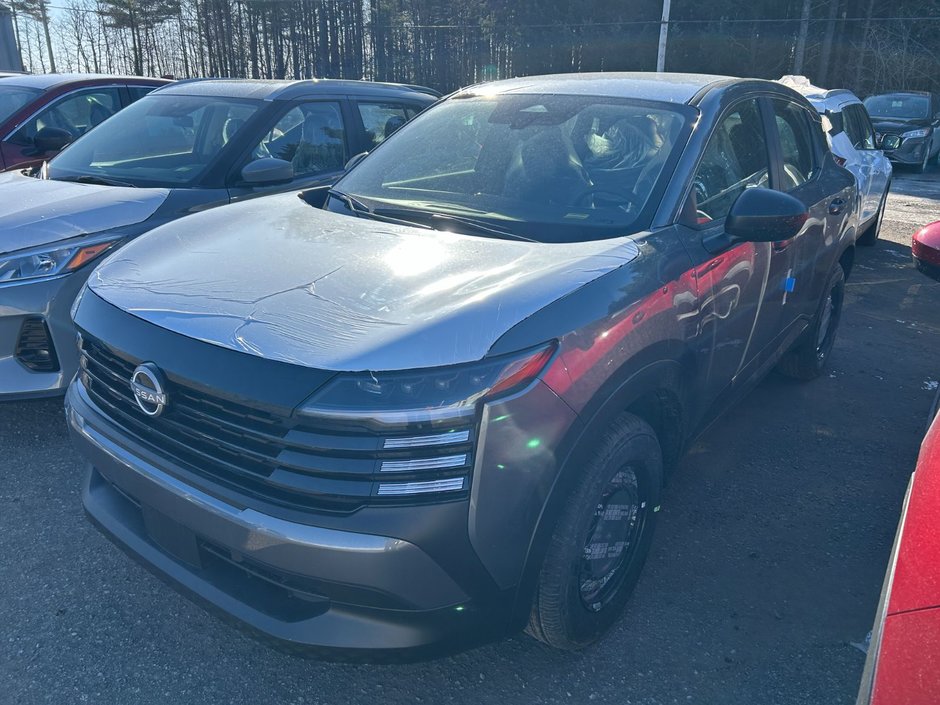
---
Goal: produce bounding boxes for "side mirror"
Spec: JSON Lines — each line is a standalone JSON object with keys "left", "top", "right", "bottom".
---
{"left": 725, "top": 188, "right": 809, "bottom": 242}
{"left": 344, "top": 151, "right": 368, "bottom": 172}
{"left": 33, "top": 127, "right": 72, "bottom": 154}
{"left": 912, "top": 221, "right": 940, "bottom": 282}
{"left": 240, "top": 157, "right": 293, "bottom": 185}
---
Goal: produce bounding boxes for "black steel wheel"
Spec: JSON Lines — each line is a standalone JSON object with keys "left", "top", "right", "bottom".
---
{"left": 526, "top": 413, "right": 662, "bottom": 650}
{"left": 777, "top": 264, "right": 845, "bottom": 381}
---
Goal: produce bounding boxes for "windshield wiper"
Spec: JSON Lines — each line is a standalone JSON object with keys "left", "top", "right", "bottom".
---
{"left": 54, "top": 174, "right": 136, "bottom": 188}
{"left": 327, "top": 189, "right": 433, "bottom": 230}
{"left": 373, "top": 207, "right": 537, "bottom": 242}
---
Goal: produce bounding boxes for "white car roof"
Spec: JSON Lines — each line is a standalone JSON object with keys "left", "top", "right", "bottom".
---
{"left": 777, "top": 75, "right": 862, "bottom": 113}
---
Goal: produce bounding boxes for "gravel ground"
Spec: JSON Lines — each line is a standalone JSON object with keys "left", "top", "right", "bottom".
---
{"left": 1, "top": 168, "right": 939, "bottom": 705}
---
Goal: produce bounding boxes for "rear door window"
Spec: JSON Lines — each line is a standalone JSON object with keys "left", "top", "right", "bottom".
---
{"left": 357, "top": 102, "right": 418, "bottom": 149}
{"left": 770, "top": 100, "right": 816, "bottom": 190}
{"left": 848, "top": 105, "right": 877, "bottom": 149}
{"left": 127, "top": 85, "right": 160, "bottom": 103}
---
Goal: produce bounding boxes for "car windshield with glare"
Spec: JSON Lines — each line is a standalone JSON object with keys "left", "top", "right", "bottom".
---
{"left": 334, "top": 93, "right": 692, "bottom": 243}
{"left": 0, "top": 84, "right": 42, "bottom": 124}
{"left": 46, "top": 94, "right": 262, "bottom": 188}
{"left": 863, "top": 94, "right": 931, "bottom": 120}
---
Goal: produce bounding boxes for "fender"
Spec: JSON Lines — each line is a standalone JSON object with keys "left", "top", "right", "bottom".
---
{"left": 506, "top": 352, "right": 694, "bottom": 631}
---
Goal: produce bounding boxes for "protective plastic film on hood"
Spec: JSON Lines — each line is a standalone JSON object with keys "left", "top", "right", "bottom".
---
{"left": 0, "top": 171, "right": 169, "bottom": 254}
{"left": 88, "top": 193, "right": 640, "bottom": 371}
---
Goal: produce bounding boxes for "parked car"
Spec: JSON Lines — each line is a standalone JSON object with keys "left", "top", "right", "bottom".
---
{"left": 0, "top": 78, "right": 437, "bottom": 400}
{"left": 0, "top": 73, "right": 170, "bottom": 171}
{"left": 780, "top": 76, "right": 891, "bottom": 246}
{"left": 67, "top": 72, "right": 857, "bottom": 657}
{"left": 912, "top": 221, "right": 940, "bottom": 282}
{"left": 863, "top": 91, "right": 940, "bottom": 172}
{"left": 856, "top": 228, "right": 940, "bottom": 703}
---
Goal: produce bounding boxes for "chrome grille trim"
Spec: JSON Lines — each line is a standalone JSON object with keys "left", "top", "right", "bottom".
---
{"left": 383, "top": 430, "right": 471, "bottom": 449}
{"left": 380, "top": 454, "right": 468, "bottom": 472}
{"left": 377, "top": 478, "right": 466, "bottom": 496}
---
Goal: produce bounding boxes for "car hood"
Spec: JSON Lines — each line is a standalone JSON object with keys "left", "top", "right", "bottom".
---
{"left": 872, "top": 117, "right": 933, "bottom": 133}
{"left": 0, "top": 171, "right": 169, "bottom": 254}
{"left": 88, "top": 193, "right": 641, "bottom": 371}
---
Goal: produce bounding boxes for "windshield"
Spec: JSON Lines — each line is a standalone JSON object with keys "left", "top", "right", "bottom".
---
{"left": 863, "top": 94, "right": 931, "bottom": 120}
{"left": 46, "top": 94, "right": 261, "bottom": 188}
{"left": 0, "top": 85, "right": 41, "bottom": 124}
{"left": 335, "top": 93, "right": 691, "bottom": 243}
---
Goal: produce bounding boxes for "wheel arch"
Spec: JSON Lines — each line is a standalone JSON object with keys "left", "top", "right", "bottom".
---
{"left": 508, "top": 345, "right": 695, "bottom": 630}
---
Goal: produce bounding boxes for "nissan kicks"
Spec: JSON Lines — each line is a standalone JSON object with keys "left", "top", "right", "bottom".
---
{"left": 67, "top": 73, "right": 858, "bottom": 657}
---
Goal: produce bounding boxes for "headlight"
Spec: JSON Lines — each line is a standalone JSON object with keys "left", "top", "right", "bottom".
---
{"left": 298, "top": 342, "right": 557, "bottom": 428}
{"left": 0, "top": 237, "right": 119, "bottom": 284}
{"left": 902, "top": 128, "right": 930, "bottom": 139}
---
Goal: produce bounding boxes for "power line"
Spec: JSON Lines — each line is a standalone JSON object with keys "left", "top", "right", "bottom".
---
{"left": 30, "top": 7, "right": 940, "bottom": 25}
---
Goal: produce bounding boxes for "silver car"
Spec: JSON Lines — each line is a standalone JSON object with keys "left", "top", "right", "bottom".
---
{"left": 0, "top": 78, "right": 436, "bottom": 399}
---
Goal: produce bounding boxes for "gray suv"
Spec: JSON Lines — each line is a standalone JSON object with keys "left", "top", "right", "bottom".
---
{"left": 66, "top": 73, "right": 857, "bottom": 657}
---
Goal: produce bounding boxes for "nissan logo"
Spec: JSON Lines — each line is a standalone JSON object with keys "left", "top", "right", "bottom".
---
{"left": 130, "top": 363, "right": 168, "bottom": 417}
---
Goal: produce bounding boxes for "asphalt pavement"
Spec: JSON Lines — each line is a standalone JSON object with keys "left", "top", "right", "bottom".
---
{"left": 1, "top": 168, "right": 939, "bottom": 705}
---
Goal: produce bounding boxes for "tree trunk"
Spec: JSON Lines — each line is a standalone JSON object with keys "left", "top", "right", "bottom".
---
{"left": 38, "top": 0, "right": 56, "bottom": 72}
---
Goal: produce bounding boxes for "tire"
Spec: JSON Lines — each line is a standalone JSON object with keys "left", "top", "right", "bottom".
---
{"left": 857, "top": 182, "right": 890, "bottom": 247}
{"left": 916, "top": 148, "right": 930, "bottom": 174}
{"left": 777, "top": 264, "right": 845, "bottom": 381}
{"left": 526, "top": 413, "right": 663, "bottom": 650}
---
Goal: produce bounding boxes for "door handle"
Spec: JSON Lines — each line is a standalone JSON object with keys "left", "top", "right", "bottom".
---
{"left": 828, "top": 198, "right": 846, "bottom": 215}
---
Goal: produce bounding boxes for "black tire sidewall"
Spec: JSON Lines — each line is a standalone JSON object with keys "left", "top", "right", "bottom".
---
{"left": 809, "top": 265, "right": 845, "bottom": 371}
{"left": 535, "top": 415, "right": 663, "bottom": 648}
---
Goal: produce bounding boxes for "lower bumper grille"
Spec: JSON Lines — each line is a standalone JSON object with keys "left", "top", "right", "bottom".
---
{"left": 15, "top": 317, "right": 59, "bottom": 372}
{"left": 78, "top": 333, "right": 475, "bottom": 513}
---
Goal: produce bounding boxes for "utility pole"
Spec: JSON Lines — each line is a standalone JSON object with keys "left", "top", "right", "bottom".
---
{"left": 793, "top": 0, "right": 811, "bottom": 75}
{"left": 657, "top": 0, "right": 671, "bottom": 72}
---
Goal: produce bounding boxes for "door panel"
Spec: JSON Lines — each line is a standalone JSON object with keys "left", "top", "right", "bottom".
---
{"left": 679, "top": 97, "right": 793, "bottom": 401}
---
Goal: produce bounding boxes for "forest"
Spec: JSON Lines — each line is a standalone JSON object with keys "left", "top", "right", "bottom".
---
{"left": 7, "top": 0, "right": 940, "bottom": 96}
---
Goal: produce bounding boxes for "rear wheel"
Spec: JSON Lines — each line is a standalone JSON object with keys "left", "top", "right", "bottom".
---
{"left": 858, "top": 183, "right": 889, "bottom": 247}
{"left": 777, "top": 264, "right": 845, "bottom": 381}
{"left": 526, "top": 413, "right": 663, "bottom": 650}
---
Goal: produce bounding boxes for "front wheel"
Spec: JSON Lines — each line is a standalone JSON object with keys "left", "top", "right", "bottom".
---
{"left": 777, "top": 264, "right": 845, "bottom": 381}
{"left": 526, "top": 413, "right": 663, "bottom": 650}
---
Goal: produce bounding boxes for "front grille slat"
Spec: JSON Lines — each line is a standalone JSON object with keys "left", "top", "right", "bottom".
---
{"left": 79, "top": 334, "right": 475, "bottom": 512}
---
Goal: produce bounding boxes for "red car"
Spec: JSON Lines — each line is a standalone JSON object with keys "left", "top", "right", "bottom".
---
{"left": 0, "top": 73, "right": 169, "bottom": 171}
{"left": 856, "top": 223, "right": 940, "bottom": 705}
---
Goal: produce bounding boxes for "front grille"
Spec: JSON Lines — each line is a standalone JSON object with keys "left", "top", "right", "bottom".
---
{"left": 16, "top": 317, "right": 60, "bottom": 372}
{"left": 78, "top": 334, "right": 475, "bottom": 513}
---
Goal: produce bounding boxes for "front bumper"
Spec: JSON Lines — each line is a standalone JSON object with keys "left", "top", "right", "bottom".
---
{"left": 67, "top": 378, "right": 517, "bottom": 657}
{"left": 882, "top": 136, "right": 931, "bottom": 165}
{"left": 0, "top": 272, "right": 84, "bottom": 400}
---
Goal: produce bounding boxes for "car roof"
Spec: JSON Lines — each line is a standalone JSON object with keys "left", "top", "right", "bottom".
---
{"left": 154, "top": 78, "right": 440, "bottom": 101}
{"left": 452, "top": 72, "right": 741, "bottom": 104}
{"left": 0, "top": 72, "right": 168, "bottom": 90}
{"left": 777, "top": 75, "right": 860, "bottom": 111}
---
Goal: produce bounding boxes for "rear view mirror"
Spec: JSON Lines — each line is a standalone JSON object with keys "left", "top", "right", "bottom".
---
{"left": 726, "top": 188, "right": 809, "bottom": 242}
{"left": 241, "top": 157, "right": 294, "bottom": 185}
{"left": 344, "top": 152, "right": 368, "bottom": 172}
{"left": 912, "top": 221, "right": 940, "bottom": 282}
{"left": 33, "top": 127, "right": 72, "bottom": 154}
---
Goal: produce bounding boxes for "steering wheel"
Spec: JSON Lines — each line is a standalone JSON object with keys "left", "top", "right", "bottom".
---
{"left": 573, "top": 187, "right": 642, "bottom": 209}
